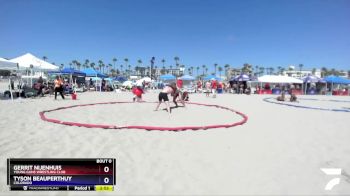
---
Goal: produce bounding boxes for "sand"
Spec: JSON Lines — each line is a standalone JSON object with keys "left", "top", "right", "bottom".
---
{"left": 0, "top": 89, "right": 350, "bottom": 196}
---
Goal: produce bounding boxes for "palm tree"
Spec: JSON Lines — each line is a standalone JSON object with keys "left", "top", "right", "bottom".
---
{"left": 196, "top": 66, "right": 200, "bottom": 77}
{"left": 205, "top": 68, "right": 208, "bottom": 75}
{"left": 128, "top": 64, "right": 131, "bottom": 76}
{"left": 259, "top": 67, "right": 265, "bottom": 76}
{"left": 277, "top": 66, "right": 282, "bottom": 75}
{"left": 72, "top": 60, "right": 77, "bottom": 69}
{"left": 102, "top": 63, "right": 106, "bottom": 74}
{"left": 179, "top": 64, "right": 185, "bottom": 76}
{"left": 98, "top": 60, "right": 103, "bottom": 72}
{"left": 281, "top": 68, "right": 285, "bottom": 75}
{"left": 202, "top": 65, "right": 206, "bottom": 76}
{"left": 84, "top": 59, "right": 90, "bottom": 69}
{"left": 224, "top": 64, "right": 230, "bottom": 77}
{"left": 90, "top": 62, "right": 95, "bottom": 70}
{"left": 42, "top": 56, "right": 48, "bottom": 61}
{"left": 218, "top": 66, "right": 223, "bottom": 77}
{"left": 76, "top": 62, "right": 81, "bottom": 70}
{"left": 120, "top": 64, "right": 123, "bottom": 74}
{"left": 137, "top": 59, "right": 142, "bottom": 66}
{"left": 124, "top": 58, "right": 129, "bottom": 75}
{"left": 174, "top": 56, "right": 180, "bottom": 67}
{"left": 161, "top": 66, "right": 166, "bottom": 75}
{"left": 214, "top": 63, "right": 218, "bottom": 75}
{"left": 146, "top": 66, "right": 151, "bottom": 76}
{"left": 111, "top": 69, "right": 116, "bottom": 77}
{"left": 312, "top": 68, "right": 316, "bottom": 75}
{"left": 255, "top": 65, "right": 259, "bottom": 76}
{"left": 155, "top": 66, "right": 158, "bottom": 78}
{"left": 112, "top": 58, "right": 117, "bottom": 70}
{"left": 161, "top": 59, "right": 166, "bottom": 67}
{"left": 298, "top": 64, "right": 304, "bottom": 78}
{"left": 108, "top": 64, "right": 113, "bottom": 75}
{"left": 242, "top": 63, "right": 250, "bottom": 74}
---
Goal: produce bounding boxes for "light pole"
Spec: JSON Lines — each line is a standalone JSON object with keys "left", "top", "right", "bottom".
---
{"left": 30, "top": 64, "right": 33, "bottom": 87}
{"left": 150, "top": 57, "right": 155, "bottom": 79}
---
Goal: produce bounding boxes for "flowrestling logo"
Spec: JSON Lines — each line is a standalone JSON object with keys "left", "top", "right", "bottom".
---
{"left": 321, "top": 168, "right": 342, "bottom": 190}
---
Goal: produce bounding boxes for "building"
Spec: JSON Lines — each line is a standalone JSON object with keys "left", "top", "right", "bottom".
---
{"left": 226, "top": 68, "right": 244, "bottom": 79}
{"left": 282, "top": 68, "right": 321, "bottom": 78}
{"left": 132, "top": 66, "right": 184, "bottom": 79}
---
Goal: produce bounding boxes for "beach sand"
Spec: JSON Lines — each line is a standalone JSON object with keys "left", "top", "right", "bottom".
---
{"left": 0, "top": 90, "right": 350, "bottom": 195}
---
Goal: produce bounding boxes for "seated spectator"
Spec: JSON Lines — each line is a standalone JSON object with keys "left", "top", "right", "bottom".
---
{"left": 277, "top": 92, "right": 285, "bottom": 101}
{"left": 290, "top": 93, "right": 297, "bottom": 102}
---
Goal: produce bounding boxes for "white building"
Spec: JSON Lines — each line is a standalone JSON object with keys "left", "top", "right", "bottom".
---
{"left": 282, "top": 67, "right": 321, "bottom": 78}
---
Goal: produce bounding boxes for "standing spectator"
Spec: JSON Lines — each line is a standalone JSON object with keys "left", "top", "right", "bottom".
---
{"left": 36, "top": 76, "right": 44, "bottom": 96}
{"left": 211, "top": 79, "right": 217, "bottom": 98}
{"left": 54, "top": 76, "right": 65, "bottom": 100}
{"left": 89, "top": 78, "right": 93, "bottom": 89}
{"left": 102, "top": 78, "right": 106, "bottom": 91}
{"left": 205, "top": 81, "right": 211, "bottom": 97}
{"left": 177, "top": 79, "right": 183, "bottom": 89}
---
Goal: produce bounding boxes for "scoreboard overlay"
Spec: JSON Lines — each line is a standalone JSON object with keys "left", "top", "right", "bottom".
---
{"left": 7, "top": 158, "right": 116, "bottom": 191}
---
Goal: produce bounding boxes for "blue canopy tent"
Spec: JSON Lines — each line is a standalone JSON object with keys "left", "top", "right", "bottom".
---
{"left": 203, "top": 75, "right": 221, "bottom": 81}
{"left": 82, "top": 68, "right": 107, "bottom": 91}
{"left": 114, "top": 76, "right": 127, "bottom": 82}
{"left": 48, "top": 68, "right": 86, "bottom": 86}
{"left": 323, "top": 75, "right": 350, "bottom": 95}
{"left": 81, "top": 68, "right": 107, "bottom": 78}
{"left": 160, "top": 74, "right": 176, "bottom": 80}
{"left": 48, "top": 68, "right": 86, "bottom": 77}
{"left": 324, "top": 75, "right": 350, "bottom": 84}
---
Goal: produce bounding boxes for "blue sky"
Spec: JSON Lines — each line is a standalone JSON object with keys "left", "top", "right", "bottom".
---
{"left": 0, "top": 0, "right": 350, "bottom": 73}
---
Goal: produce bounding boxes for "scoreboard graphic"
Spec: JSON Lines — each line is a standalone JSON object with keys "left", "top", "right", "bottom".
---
{"left": 7, "top": 158, "right": 116, "bottom": 191}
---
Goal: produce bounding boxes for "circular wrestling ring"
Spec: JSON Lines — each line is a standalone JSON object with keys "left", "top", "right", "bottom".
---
{"left": 263, "top": 97, "right": 350, "bottom": 113}
{"left": 39, "top": 102, "right": 248, "bottom": 131}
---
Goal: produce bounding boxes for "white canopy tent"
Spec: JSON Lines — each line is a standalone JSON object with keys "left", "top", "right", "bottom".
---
{"left": 258, "top": 75, "right": 303, "bottom": 84}
{"left": 135, "top": 77, "right": 152, "bottom": 86}
{"left": 10, "top": 53, "right": 58, "bottom": 70}
{"left": 0, "top": 57, "right": 18, "bottom": 70}
{"left": 0, "top": 57, "right": 19, "bottom": 101}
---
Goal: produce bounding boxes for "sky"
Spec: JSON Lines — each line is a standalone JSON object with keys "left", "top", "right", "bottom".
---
{"left": 0, "top": 0, "right": 350, "bottom": 73}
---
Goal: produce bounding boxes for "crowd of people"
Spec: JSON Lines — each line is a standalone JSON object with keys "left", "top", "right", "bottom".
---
{"left": 4, "top": 74, "right": 302, "bottom": 106}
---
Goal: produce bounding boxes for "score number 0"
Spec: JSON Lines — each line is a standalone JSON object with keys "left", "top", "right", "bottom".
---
{"left": 103, "top": 166, "right": 109, "bottom": 184}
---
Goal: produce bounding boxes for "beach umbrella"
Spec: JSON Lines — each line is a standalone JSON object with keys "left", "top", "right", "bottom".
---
{"left": 141, "top": 77, "right": 152, "bottom": 82}
{"left": 302, "top": 75, "right": 321, "bottom": 94}
{"left": 179, "top": 75, "right": 195, "bottom": 81}
{"left": 104, "top": 78, "right": 113, "bottom": 81}
{"left": 302, "top": 75, "right": 321, "bottom": 83}
{"left": 230, "top": 74, "right": 250, "bottom": 82}
{"left": 203, "top": 75, "right": 221, "bottom": 81}
{"left": 91, "top": 77, "right": 102, "bottom": 81}
{"left": 122, "top": 80, "right": 134, "bottom": 87}
{"left": 160, "top": 74, "right": 176, "bottom": 80}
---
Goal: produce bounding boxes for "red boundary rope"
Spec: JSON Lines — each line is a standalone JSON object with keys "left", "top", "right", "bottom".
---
{"left": 39, "top": 102, "right": 248, "bottom": 131}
